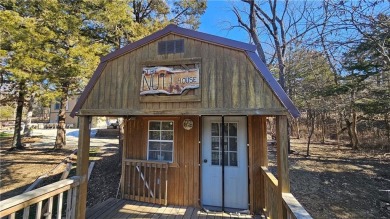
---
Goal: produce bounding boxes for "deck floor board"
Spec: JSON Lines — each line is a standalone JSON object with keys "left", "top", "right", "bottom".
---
{"left": 86, "top": 199, "right": 255, "bottom": 219}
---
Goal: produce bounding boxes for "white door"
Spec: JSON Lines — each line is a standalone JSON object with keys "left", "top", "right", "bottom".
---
{"left": 201, "top": 116, "right": 248, "bottom": 210}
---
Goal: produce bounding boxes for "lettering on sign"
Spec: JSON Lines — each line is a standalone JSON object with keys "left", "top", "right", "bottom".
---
{"left": 140, "top": 65, "right": 199, "bottom": 95}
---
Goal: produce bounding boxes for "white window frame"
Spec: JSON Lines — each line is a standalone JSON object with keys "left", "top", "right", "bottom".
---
{"left": 147, "top": 120, "right": 174, "bottom": 163}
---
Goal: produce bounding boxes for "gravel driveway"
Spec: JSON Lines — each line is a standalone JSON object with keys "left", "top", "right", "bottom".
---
{"left": 31, "top": 128, "right": 118, "bottom": 149}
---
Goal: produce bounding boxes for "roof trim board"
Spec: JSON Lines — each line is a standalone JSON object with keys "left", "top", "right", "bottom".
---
{"left": 70, "top": 24, "right": 300, "bottom": 118}
{"left": 70, "top": 61, "right": 107, "bottom": 117}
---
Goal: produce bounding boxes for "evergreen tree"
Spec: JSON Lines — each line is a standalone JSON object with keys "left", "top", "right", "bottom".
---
{"left": 1, "top": 0, "right": 206, "bottom": 149}
{"left": 341, "top": 14, "right": 390, "bottom": 148}
{"left": 0, "top": 6, "right": 52, "bottom": 149}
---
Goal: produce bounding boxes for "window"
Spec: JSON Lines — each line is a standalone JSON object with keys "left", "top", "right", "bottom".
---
{"left": 54, "top": 100, "right": 69, "bottom": 111}
{"left": 158, "top": 39, "right": 184, "bottom": 55}
{"left": 147, "top": 121, "right": 174, "bottom": 162}
{"left": 54, "top": 102, "right": 61, "bottom": 110}
{"left": 211, "top": 122, "right": 238, "bottom": 166}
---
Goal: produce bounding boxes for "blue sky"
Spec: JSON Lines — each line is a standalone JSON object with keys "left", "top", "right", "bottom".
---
{"left": 199, "top": 1, "right": 250, "bottom": 43}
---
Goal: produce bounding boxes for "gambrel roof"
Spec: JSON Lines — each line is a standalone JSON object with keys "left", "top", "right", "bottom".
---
{"left": 71, "top": 24, "right": 299, "bottom": 118}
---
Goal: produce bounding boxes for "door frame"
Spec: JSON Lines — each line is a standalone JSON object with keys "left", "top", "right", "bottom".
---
{"left": 200, "top": 115, "right": 249, "bottom": 211}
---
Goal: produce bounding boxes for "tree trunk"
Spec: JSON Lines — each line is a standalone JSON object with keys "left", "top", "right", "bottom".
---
{"left": 233, "top": 0, "right": 267, "bottom": 63}
{"left": 306, "top": 109, "right": 315, "bottom": 157}
{"left": 351, "top": 109, "right": 359, "bottom": 149}
{"left": 336, "top": 112, "right": 341, "bottom": 148}
{"left": 345, "top": 117, "right": 359, "bottom": 149}
{"left": 349, "top": 90, "right": 359, "bottom": 150}
{"left": 321, "top": 112, "right": 326, "bottom": 143}
{"left": 23, "top": 94, "right": 34, "bottom": 137}
{"left": 12, "top": 81, "right": 26, "bottom": 149}
{"left": 296, "top": 118, "right": 300, "bottom": 139}
{"left": 247, "top": 0, "right": 267, "bottom": 64}
{"left": 54, "top": 83, "right": 69, "bottom": 149}
{"left": 269, "top": 18, "right": 286, "bottom": 91}
{"left": 345, "top": 118, "right": 353, "bottom": 147}
{"left": 385, "top": 113, "right": 390, "bottom": 151}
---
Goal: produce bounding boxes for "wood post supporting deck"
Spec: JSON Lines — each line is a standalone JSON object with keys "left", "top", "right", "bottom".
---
{"left": 248, "top": 116, "right": 268, "bottom": 213}
{"left": 276, "top": 115, "right": 290, "bottom": 218}
{"left": 258, "top": 116, "right": 268, "bottom": 212}
{"left": 75, "top": 116, "right": 91, "bottom": 219}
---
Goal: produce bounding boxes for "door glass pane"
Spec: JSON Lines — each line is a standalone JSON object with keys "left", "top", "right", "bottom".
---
{"left": 212, "top": 152, "right": 220, "bottom": 165}
{"left": 223, "top": 138, "right": 228, "bottom": 151}
{"left": 229, "top": 137, "right": 237, "bottom": 151}
{"left": 211, "top": 137, "right": 220, "bottom": 150}
{"left": 229, "top": 123, "right": 237, "bottom": 136}
{"left": 230, "top": 152, "right": 238, "bottom": 166}
{"left": 223, "top": 123, "right": 229, "bottom": 136}
{"left": 223, "top": 152, "right": 229, "bottom": 166}
{"left": 210, "top": 122, "right": 241, "bottom": 166}
{"left": 211, "top": 123, "right": 219, "bottom": 136}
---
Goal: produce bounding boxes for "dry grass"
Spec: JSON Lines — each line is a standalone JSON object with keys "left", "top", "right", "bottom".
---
{"left": 1, "top": 134, "right": 389, "bottom": 218}
{"left": 288, "top": 138, "right": 390, "bottom": 218}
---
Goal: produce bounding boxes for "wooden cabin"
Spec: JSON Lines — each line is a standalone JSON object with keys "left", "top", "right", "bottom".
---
{"left": 0, "top": 25, "right": 311, "bottom": 219}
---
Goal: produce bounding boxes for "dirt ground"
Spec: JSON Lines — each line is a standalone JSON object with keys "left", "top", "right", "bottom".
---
{"left": 287, "top": 138, "right": 390, "bottom": 219}
{"left": 1, "top": 132, "right": 389, "bottom": 218}
{"left": 0, "top": 130, "right": 120, "bottom": 206}
{"left": 0, "top": 137, "right": 76, "bottom": 200}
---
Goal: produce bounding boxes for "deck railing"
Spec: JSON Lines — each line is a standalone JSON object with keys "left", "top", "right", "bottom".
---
{"left": 261, "top": 166, "right": 280, "bottom": 218}
{"left": 282, "top": 193, "right": 312, "bottom": 219}
{"left": 122, "top": 159, "right": 168, "bottom": 205}
{"left": 261, "top": 167, "right": 311, "bottom": 219}
{"left": 0, "top": 176, "right": 80, "bottom": 219}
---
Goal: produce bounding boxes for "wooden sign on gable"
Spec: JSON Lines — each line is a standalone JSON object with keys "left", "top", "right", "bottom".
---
{"left": 140, "top": 65, "right": 200, "bottom": 95}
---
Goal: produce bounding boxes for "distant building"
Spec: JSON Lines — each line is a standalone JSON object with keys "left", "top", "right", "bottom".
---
{"left": 49, "top": 96, "right": 79, "bottom": 128}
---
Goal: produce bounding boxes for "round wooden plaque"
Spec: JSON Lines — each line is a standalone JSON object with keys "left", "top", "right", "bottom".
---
{"left": 183, "top": 119, "right": 193, "bottom": 130}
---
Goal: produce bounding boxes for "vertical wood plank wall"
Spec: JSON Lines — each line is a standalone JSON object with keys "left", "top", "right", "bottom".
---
{"left": 248, "top": 115, "right": 268, "bottom": 213}
{"left": 123, "top": 115, "right": 200, "bottom": 207}
{"left": 81, "top": 34, "right": 286, "bottom": 114}
{"left": 124, "top": 115, "right": 268, "bottom": 211}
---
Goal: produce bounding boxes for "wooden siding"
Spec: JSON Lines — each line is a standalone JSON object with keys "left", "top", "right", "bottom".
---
{"left": 124, "top": 115, "right": 268, "bottom": 212}
{"left": 122, "top": 116, "right": 200, "bottom": 206}
{"left": 80, "top": 34, "right": 286, "bottom": 116}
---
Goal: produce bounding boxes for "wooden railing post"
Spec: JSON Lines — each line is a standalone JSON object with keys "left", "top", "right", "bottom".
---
{"left": 259, "top": 116, "right": 268, "bottom": 212}
{"left": 276, "top": 115, "right": 290, "bottom": 218}
{"left": 75, "top": 116, "right": 90, "bottom": 219}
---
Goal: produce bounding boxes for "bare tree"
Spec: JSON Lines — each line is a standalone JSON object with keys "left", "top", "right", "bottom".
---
{"left": 231, "top": 0, "right": 320, "bottom": 91}
{"left": 231, "top": 1, "right": 266, "bottom": 63}
{"left": 313, "top": 0, "right": 389, "bottom": 149}
{"left": 306, "top": 107, "right": 315, "bottom": 157}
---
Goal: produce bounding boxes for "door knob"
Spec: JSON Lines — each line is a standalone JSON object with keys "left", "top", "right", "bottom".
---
{"left": 203, "top": 159, "right": 208, "bottom": 163}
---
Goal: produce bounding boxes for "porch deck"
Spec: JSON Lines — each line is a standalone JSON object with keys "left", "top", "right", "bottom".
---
{"left": 86, "top": 198, "right": 258, "bottom": 219}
